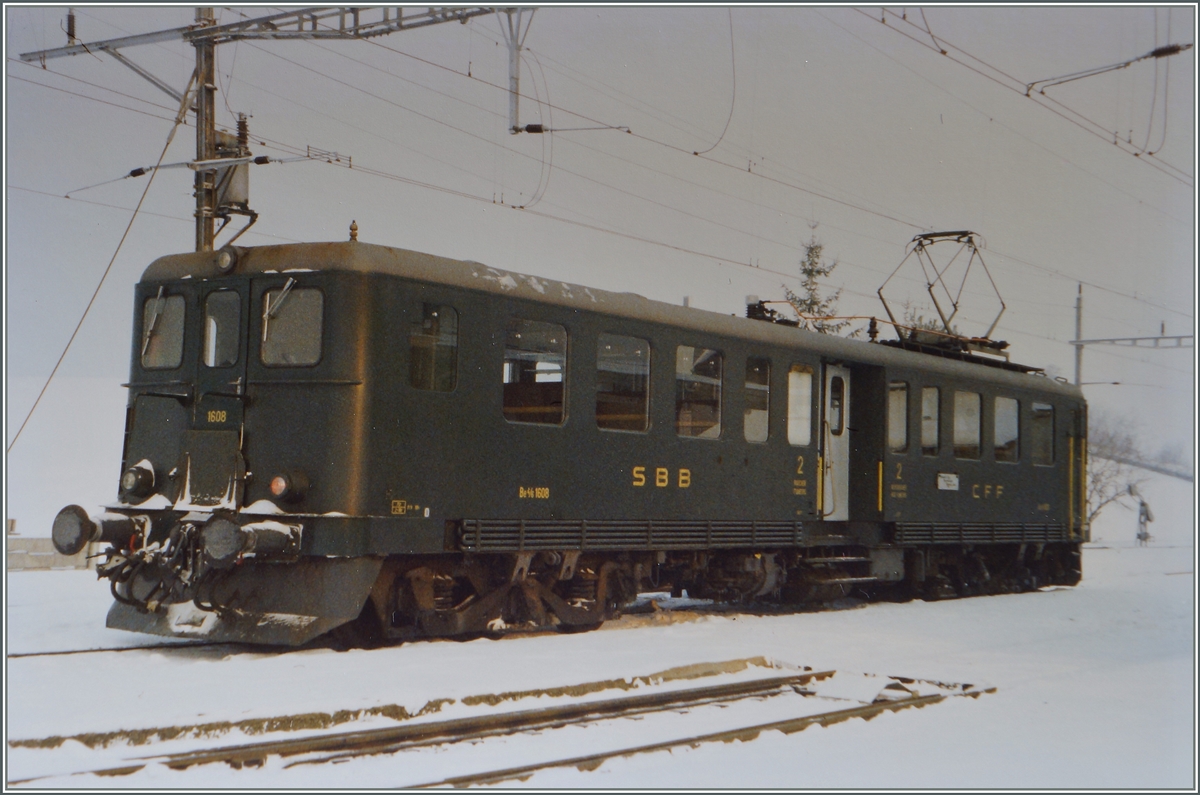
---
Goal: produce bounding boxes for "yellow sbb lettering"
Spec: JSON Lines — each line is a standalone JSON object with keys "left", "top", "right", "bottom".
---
{"left": 631, "top": 466, "right": 693, "bottom": 489}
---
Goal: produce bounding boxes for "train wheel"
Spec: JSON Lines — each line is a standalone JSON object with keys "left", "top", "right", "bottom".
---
{"left": 327, "top": 598, "right": 384, "bottom": 651}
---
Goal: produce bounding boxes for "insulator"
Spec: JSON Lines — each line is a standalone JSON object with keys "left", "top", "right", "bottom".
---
{"left": 67, "top": 9, "right": 76, "bottom": 43}
{"left": 236, "top": 114, "right": 250, "bottom": 152}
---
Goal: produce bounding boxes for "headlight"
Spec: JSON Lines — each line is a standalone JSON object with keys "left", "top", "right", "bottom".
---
{"left": 120, "top": 463, "right": 155, "bottom": 498}
{"left": 268, "top": 470, "right": 308, "bottom": 502}
{"left": 215, "top": 245, "right": 239, "bottom": 273}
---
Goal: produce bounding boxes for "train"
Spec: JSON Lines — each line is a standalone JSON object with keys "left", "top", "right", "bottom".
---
{"left": 51, "top": 233, "right": 1086, "bottom": 646}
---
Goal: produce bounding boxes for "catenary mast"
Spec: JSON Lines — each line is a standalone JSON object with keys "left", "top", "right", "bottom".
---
{"left": 21, "top": 6, "right": 497, "bottom": 252}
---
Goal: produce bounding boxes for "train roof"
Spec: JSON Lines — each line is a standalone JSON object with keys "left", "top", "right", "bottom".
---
{"left": 143, "top": 241, "right": 1083, "bottom": 399}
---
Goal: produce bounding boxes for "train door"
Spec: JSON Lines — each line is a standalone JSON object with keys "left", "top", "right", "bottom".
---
{"left": 183, "top": 281, "right": 250, "bottom": 507}
{"left": 821, "top": 365, "right": 850, "bottom": 520}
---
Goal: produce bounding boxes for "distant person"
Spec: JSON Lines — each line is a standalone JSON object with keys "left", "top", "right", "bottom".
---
{"left": 1136, "top": 498, "right": 1154, "bottom": 547}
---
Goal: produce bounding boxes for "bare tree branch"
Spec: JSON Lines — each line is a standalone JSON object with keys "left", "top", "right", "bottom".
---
{"left": 1087, "top": 412, "right": 1149, "bottom": 525}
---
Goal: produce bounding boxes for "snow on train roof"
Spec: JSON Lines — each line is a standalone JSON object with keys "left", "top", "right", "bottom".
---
{"left": 142, "top": 241, "right": 1081, "bottom": 398}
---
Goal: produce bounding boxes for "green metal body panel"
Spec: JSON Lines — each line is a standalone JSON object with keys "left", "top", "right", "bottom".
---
{"left": 115, "top": 242, "right": 1086, "bottom": 557}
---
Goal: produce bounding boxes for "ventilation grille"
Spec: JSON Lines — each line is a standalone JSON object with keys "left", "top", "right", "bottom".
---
{"left": 894, "top": 522, "right": 1069, "bottom": 545}
{"left": 458, "top": 519, "right": 806, "bottom": 552}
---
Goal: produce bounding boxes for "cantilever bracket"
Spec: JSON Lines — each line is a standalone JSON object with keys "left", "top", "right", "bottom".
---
{"left": 105, "top": 49, "right": 188, "bottom": 103}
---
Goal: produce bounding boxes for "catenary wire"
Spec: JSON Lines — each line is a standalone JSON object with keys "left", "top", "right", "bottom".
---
{"left": 692, "top": 8, "right": 737, "bottom": 157}
{"left": 830, "top": 11, "right": 1193, "bottom": 214}
{"left": 17, "top": 42, "right": 1188, "bottom": 330}
{"left": 246, "top": 5, "right": 1191, "bottom": 324}
{"left": 16, "top": 10, "right": 1190, "bottom": 345}
{"left": 349, "top": 10, "right": 1198, "bottom": 313}
{"left": 8, "top": 71, "right": 198, "bottom": 454}
{"left": 864, "top": 7, "right": 1193, "bottom": 184}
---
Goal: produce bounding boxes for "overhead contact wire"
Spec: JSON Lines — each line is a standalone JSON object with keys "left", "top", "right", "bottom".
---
{"left": 692, "top": 8, "right": 737, "bottom": 156}
{"left": 8, "top": 70, "right": 198, "bottom": 454}
{"left": 863, "top": 7, "right": 1192, "bottom": 184}
{"left": 19, "top": 13, "right": 1191, "bottom": 336}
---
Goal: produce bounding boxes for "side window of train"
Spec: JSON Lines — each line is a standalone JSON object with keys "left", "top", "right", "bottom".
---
{"left": 261, "top": 281, "right": 323, "bottom": 366}
{"left": 743, "top": 357, "right": 770, "bottom": 443}
{"left": 596, "top": 333, "right": 649, "bottom": 432}
{"left": 921, "top": 386, "right": 940, "bottom": 456}
{"left": 675, "top": 346, "right": 722, "bottom": 438}
{"left": 953, "top": 390, "right": 981, "bottom": 459}
{"left": 994, "top": 396, "right": 1019, "bottom": 463}
{"left": 1031, "top": 402, "right": 1055, "bottom": 466}
{"left": 140, "top": 290, "right": 186, "bottom": 370}
{"left": 887, "top": 381, "right": 908, "bottom": 453}
{"left": 203, "top": 290, "right": 240, "bottom": 368}
{"left": 828, "top": 376, "right": 845, "bottom": 436}
{"left": 503, "top": 318, "right": 566, "bottom": 425}
{"left": 410, "top": 303, "right": 458, "bottom": 392}
{"left": 787, "top": 364, "right": 813, "bottom": 445}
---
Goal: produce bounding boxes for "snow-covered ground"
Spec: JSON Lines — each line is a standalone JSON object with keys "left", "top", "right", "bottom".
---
{"left": 6, "top": 506, "right": 1194, "bottom": 789}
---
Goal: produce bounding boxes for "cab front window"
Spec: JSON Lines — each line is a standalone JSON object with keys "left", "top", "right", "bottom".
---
{"left": 204, "top": 290, "right": 241, "bottom": 368}
{"left": 140, "top": 290, "right": 185, "bottom": 370}
{"left": 261, "top": 279, "right": 323, "bottom": 366}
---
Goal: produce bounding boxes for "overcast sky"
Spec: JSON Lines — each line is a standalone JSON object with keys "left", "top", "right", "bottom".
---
{"left": 4, "top": 5, "right": 1196, "bottom": 500}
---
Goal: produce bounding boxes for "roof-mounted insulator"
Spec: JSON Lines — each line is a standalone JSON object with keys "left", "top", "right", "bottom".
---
{"left": 1151, "top": 43, "right": 1189, "bottom": 59}
{"left": 236, "top": 113, "right": 250, "bottom": 152}
{"left": 349, "top": 220, "right": 359, "bottom": 242}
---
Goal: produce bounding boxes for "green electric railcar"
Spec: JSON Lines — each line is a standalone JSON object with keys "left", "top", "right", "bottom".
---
{"left": 52, "top": 240, "right": 1086, "bottom": 646}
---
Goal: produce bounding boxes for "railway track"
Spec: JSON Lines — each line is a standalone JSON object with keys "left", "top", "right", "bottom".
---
{"left": 6, "top": 641, "right": 237, "bottom": 659}
{"left": 0, "top": 603, "right": 749, "bottom": 661}
{"left": 8, "top": 665, "right": 992, "bottom": 787}
{"left": 75, "top": 670, "right": 834, "bottom": 778}
{"left": 417, "top": 693, "right": 952, "bottom": 788}
{"left": 1, "top": 599, "right": 697, "bottom": 660}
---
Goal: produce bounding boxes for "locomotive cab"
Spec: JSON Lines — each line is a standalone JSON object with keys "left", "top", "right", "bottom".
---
{"left": 54, "top": 245, "right": 387, "bottom": 644}
{"left": 124, "top": 263, "right": 367, "bottom": 518}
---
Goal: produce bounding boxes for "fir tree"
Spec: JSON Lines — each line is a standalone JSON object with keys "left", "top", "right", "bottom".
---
{"left": 783, "top": 237, "right": 855, "bottom": 335}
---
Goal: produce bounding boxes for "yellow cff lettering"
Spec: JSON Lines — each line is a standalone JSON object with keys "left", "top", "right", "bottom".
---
{"left": 984, "top": 484, "right": 993, "bottom": 498}
{"left": 655, "top": 467, "right": 669, "bottom": 487}
{"left": 972, "top": 484, "right": 980, "bottom": 499}
{"left": 996, "top": 484, "right": 1004, "bottom": 497}
{"left": 678, "top": 468, "right": 691, "bottom": 488}
{"left": 632, "top": 466, "right": 646, "bottom": 487}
